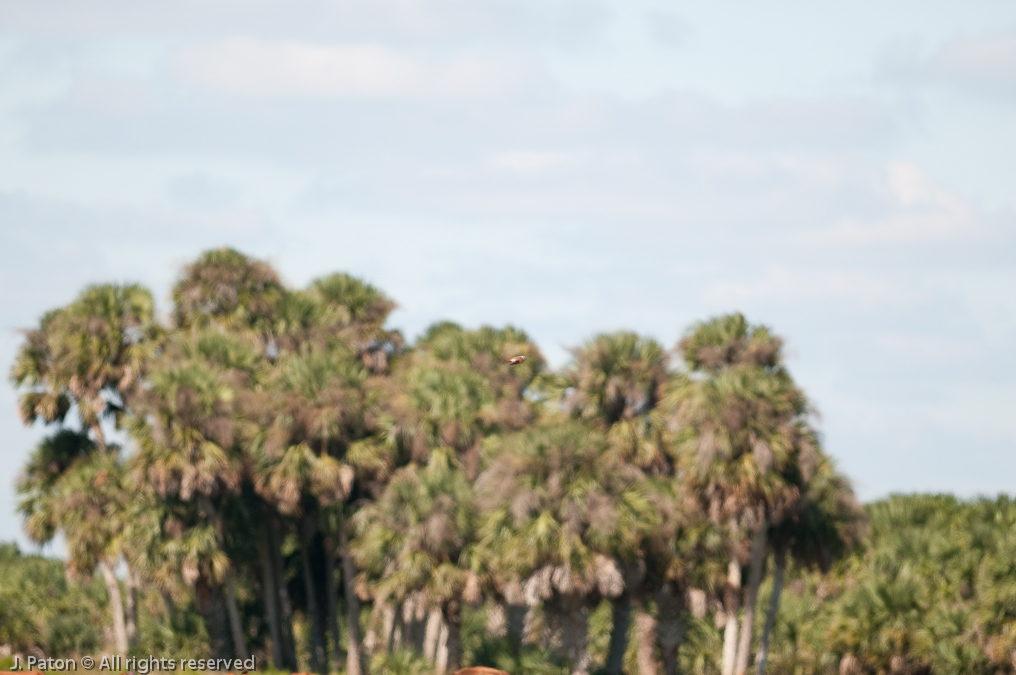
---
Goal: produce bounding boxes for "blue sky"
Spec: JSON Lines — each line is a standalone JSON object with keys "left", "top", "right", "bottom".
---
{"left": 2, "top": 0, "right": 1015, "bottom": 550}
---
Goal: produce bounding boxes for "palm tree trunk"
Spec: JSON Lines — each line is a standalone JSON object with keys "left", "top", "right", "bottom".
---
{"left": 300, "top": 514, "right": 328, "bottom": 674}
{"left": 195, "top": 577, "right": 232, "bottom": 660}
{"left": 735, "top": 525, "right": 768, "bottom": 675}
{"left": 634, "top": 610, "right": 658, "bottom": 675}
{"left": 720, "top": 558, "right": 742, "bottom": 675}
{"left": 424, "top": 608, "right": 442, "bottom": 663}
{"left": 339, "top": 527, "right": 364, "bottom": 675}
{"left": 657, "top": 590, "right": 685, "bottom": 675}
{"left": 382, "top": 603, "right": 396, "bottom": 652}
{"left": 507, "top": 603, "right": 527, "bottom": 649}
{"left": 269, "top": 514, "right": 299, "bottom": 671}
{"left": 557, "top": 596, "right": 592, "bottom": 675}
{"left": 754, "top": 549, "right": 786, "bottom": 675}
{"left": 443, "top": 602, "right": 462, "bottom": 674}
{"left": 325, "top": 539, "right": 345, "bottom": 668}
{"left": 606, "top": 593, "right": 632, "bottom": 675}
{"left": 225, "top": 573, "right": 249, "bottom": 657}
{"left": 124, "top": 564, "right": 139, "bottom": 648}
{"left": 99, "top": 561, "right": 129, "bottom": 654}
{"left": 392, "top": 606, "right": 405, "bottom": 650}
{"left": 258, "top": 533, "right": 286, "bottom": 669}
{"left": 435, "top": 619, "right": 449, "bottom": 674}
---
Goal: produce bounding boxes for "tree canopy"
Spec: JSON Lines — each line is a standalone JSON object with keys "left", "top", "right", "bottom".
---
{"left": 7, "top": 248, "right": 1008, "bottom": 675}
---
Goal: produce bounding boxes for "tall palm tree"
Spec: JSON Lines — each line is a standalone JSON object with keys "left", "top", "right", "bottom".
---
{"left": 353, "top": 448, "right": 479, "bottom": 673}
{"left": 251, "top": 344, "right": 372, "bottom": 674}
{"left": 554, "top": 332, "right": 671, "bottom": 675}
{"left": 128, "top": 328, "right": 259, "bottom": 660}
{"left": 477, "top": 422, "right": 657, "bottom": 675}
{"left": 668, "top": 313, "right": 812, "bottom": 675}
{"left": 10, "top": 282, "right": 158, "bottom": 653}
{"left": 16, "top": 430, "right": 132, "bottom": 654}
{"left": 250, "top": 270, "right": 400, "bottom": 675}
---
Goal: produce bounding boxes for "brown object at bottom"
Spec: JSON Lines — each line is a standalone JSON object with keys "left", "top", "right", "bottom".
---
{"left": 453, "top": 667, "right": 510, "bottom": 675}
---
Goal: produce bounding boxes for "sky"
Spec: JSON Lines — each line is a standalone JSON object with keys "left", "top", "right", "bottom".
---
{"left": 1, "top": 0, "right": 1015, "bottom": 551}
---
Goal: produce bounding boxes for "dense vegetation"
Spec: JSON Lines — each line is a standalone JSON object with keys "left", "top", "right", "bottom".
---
{"left": 6, "top": 248, "right": 1014, "bottom": 675}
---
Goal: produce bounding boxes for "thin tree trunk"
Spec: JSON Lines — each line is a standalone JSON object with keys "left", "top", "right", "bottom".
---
{"left": 259, "top": 533, "right": 286, "bottom": 669}
{"left": 507, "top": 604, "right": 527, "bottom": 649}
{"left": 443, "top": 603, "right": 462, "bottom": 674}
{"left": 424, "top": 608, "right": 442, "bottom": 663}
{"left": 392, "top": 603, "right": 405, "bottom": 650}
{"left": 404, "top": 599, "right": 425, "bottom": 652}
{"left": 325, "top": 539, "right": 345, "bottom": 668}
{"left": 382, "top": 603, "right": 396, "bottom": 652}
{"left": 269, "top": 514, "right": 299, "bottom": 671}
{"left": 606, "top": 593, "right": 632, "bottom": 675}
{"left": 721, "top": 558, "right": 742, "bottom": 675}
{"left": 339, "top": 527, "right": 364, "bottom": 675}
{"left": 124, "top": 564, "right": 139, "bottom": 648}
{"left": 754, "top": 549, "right": 786, "bottom": 675}
{"left": 634, "top": 610, "right": 658, "bottom": 675}
{"left": 435, "top": 620, "right": 449, "bottom": 674}
{"left": 99, "top": 561, "right": 128, "bottom": 654}
{"left": 300, "top": 515, "right": 328, "bottom": 674}
{"left": 225, "top": 573, "right": 249, "bottom": 658}
{"left": 195, "top": 577, "right": 232, "bottom": 660}
{"left": 735, "top": 525, "right": 768, "bottom": 675}
{"left": 657, "top": 588, "right": 686, "bottom": 675}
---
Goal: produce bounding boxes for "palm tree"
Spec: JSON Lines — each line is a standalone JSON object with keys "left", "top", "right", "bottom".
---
{"left": 353, "top": 448, "right": 479, "bottom": 673}
{"left": 668, "top": 313, "right": 812, "bottom": 675}
{"left": 128, "top": 327, "right": 258, "bottom": 660}
{"left": 16, "top": 430, "right": 133, "bottom": 654}
{"left": 10, "top": 282, "right": 158, "bottom": 653}
{"left": 631, "top": 477, "right": 728, "bottom": 675}
{"left": 251, "top": 344, "right": 373, "bottom": 674}
{"left": 554, "top": 332, "right": 671, "bottom": 675}
{"left": 245, "top": 269, "right": 401, "bottom": 675}
{"left": 10, "top": 282, "right": 157, "bottom": 448}
{"left": 754, "top": 449, "right": 865, "bottom": 674}
{"left": 477, "top": 422, "right": 657, "bottom": 675}
{"left": 171, "top": 247, "right": 284, "bottom": 335}
{"left": 557, "top": 332, "right": 668, "bottom": 430}
{"left": 377, "top": 323, "right": 543, "bottom": 473}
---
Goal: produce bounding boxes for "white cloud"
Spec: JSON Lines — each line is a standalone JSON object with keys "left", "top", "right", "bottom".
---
{"left": 173, "top": 37, "right": 535, "bottom": 99}
{"left": 799, "top": 161, "right": 982, "bottom": 245}
{"left": 707, "top": 267, "right": 913, "bottom": 305}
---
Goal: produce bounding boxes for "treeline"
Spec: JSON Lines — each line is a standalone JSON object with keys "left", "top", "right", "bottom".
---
{"left": 7, "top": 248, "right": 1013, "bottom": 675}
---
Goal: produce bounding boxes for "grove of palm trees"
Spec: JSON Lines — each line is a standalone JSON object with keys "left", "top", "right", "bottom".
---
{"left": 5, "top": 247, "right": 1014, "bottom": 675}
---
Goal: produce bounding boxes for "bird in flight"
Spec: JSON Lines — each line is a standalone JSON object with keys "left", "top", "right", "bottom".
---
{"left": 505, "top": 355, "right": 526, "bottom": 366}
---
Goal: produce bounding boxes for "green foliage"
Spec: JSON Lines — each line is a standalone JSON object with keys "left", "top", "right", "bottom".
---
{"left": 0, "top": 543, "right": 105, "bottom": 654}
{"left": 759, "top": 494, "right": 1016, "bottom": 675}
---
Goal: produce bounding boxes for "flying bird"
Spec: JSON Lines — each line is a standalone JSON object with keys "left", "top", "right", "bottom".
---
{"left": 505, "top": 355, "right": 526, "bottom": 366}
